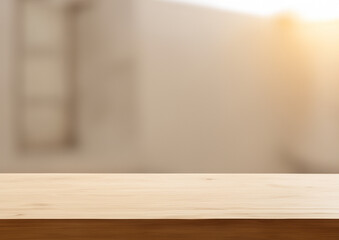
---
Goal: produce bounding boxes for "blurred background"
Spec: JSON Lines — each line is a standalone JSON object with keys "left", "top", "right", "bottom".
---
{"left": 1, "top": 0, "right": 339, "bottom": 172}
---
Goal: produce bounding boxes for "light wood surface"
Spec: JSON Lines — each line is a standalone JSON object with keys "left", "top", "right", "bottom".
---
{"left": 1, "top": 174, "right": 339, "bottom": 219}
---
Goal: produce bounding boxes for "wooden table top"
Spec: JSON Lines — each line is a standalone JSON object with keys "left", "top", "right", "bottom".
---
{"left": 1, "top": 174, "right": 339, "bottom": 219}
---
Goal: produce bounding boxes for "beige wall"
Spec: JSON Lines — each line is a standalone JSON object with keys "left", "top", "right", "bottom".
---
{"left": 1, "top": 0, "right": 298, "bottom": 172}
{"left": 136, "top": 0, "right": 292, "bottom": 172}
{"left": 0, "top": 0, "right": 16, "bottom": 171}
{"left": 1, "top": 0, "right": 140, "bottom": 172}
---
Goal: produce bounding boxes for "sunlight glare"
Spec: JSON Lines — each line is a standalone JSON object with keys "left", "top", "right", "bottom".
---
{"left": 164, "top": 0, "right": 339, "bottom": 21}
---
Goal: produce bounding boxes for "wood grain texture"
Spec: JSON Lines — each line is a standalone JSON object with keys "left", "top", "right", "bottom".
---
{"left": 1, "top": 220, "right": 339, "bottom": 240}
{"left": 1, "top": 174, "right": 339, "bottom": 219}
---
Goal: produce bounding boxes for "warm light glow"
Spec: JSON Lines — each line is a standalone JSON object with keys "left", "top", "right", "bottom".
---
{"left": 165, "top": 0, "right": 339, "bottom": 21}
{"left": 292, "top": 0, "right": 339, "bottom": 21}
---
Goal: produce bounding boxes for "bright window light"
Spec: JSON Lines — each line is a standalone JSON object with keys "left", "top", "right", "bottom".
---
{"left": 163, "top": 0, "right": 339, "bottom": 21}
